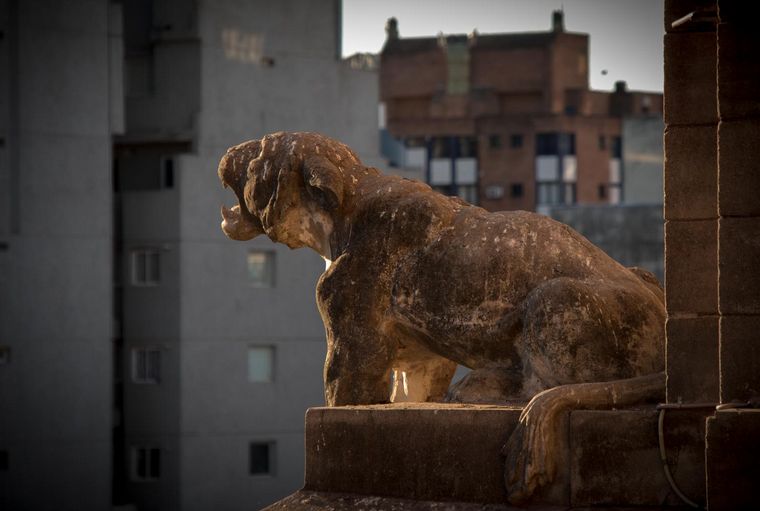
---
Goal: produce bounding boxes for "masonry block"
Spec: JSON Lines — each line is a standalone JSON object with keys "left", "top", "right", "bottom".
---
{"left": 665, "top": 0, "right": 717, "bottom": 33}
{"left": 718, "top": 217, "right": 760, "bottom": 314}
{"left": 570, "top": 410, "right": 707, "bottom": 507}
{"left": 664, "top": 125, "right": 717, "bottom": 220}
{"left": 717, "top": 22, "right": 760, "bottom": 120}
{"left": 303, "top": 405, "right": 530, "bottom": 504}
{"left": 717, "top": 120, "right": 760, "bottom": 216}
{"left": 664, "top": 220, "right": 717, "bottom": 314}
{"left": 666, "top": 316, "right": 719, "bottom": 403}
{"left": 706, "top": 410, "right": 760, "bottom": 510}
{"left": 719, "top": 315, "right": 760, "bottom": 402}
{"left": 664, "top": 32, "right": 717, "bottom": 126}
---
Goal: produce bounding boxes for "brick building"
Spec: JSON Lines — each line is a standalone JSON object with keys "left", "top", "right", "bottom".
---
{"left": 379, "top": 11, "right": 663, "bottom": 212}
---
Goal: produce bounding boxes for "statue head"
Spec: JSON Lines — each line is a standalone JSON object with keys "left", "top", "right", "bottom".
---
{"left": 218, "top": 131, "right": 360, "bottom": 258}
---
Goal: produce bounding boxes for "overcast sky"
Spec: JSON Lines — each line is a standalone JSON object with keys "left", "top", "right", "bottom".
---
{"left": 342, "top": 0, "right": 664, "bottom": 92}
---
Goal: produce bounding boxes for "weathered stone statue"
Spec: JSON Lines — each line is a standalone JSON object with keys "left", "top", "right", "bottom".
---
{"left": 217, "top": 131, "right": 665, "bottom": 504}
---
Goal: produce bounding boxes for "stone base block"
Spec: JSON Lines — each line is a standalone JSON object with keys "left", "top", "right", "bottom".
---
{"left": 268, "top": 404, "right": 711, "bottom": 510}
{"left": 303, "top": 404, "right": 525, "bottom": 504}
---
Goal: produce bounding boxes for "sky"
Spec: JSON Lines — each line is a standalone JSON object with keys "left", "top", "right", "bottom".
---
{"left": 342, "top": 0, "right": 664, "bottom": 93}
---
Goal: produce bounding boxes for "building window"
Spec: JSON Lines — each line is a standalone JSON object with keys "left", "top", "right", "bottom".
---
{"left": 609, "top": 157, "right": 623, "bottom": 204}
{"left": 161, "top": 156, "right": 174, "bottom": 189}
{"left": 250, "top": 442, "right": 275, "bottom": 475}
{"left": 247, "top": 251, "right": 275, "bottom": 288}
{"left": 132, "top": 347, "right": 161, "bottom": 384}
{"left": 131, "top": 249, "right": 160, "bottom": 286}
{"left": 510, "top": 134, "right": 523, "bottom": 149}
{"left": 0, "top": 346, "right": 9, "bottom": 365}
{"left": 536, "top": 132, "right": 575, "bottom": 156}
{"left": 488, "top": 134, "right": 501, "bottom": 149}
{"left": 484, "top": 185, "right": 504, "bottom": 200}
{"left": 248, "top": 346, "right": 274, "bottom": 383}
{"left": 445, "top": 40, "right": 470, "bottom": 95}
{"left": 510, "top": 183, "right": 524, "bottom": 198}
{"left": 0, "top": 450, "right": 8, "bottom": 472}
{"left": 611, "top": 136, "right": 623, "bottom": 159}
{"left": 598, "top": 184, "right": 607, "bottom": 200}
{"left": 131, "top": 447, "right": 160, "bottom": 482}
{"left": 598, "top": 135, "right": 607, "bottom": 151}
{"left": 535, "top": 133, "right": 577, "bottom": 209}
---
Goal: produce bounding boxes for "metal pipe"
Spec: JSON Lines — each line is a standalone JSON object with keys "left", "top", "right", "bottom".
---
{"left": 658, "top": 409, "right": 701, "bottom": 508}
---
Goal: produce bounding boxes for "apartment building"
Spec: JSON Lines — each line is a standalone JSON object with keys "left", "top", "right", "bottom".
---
{"left": 379, "top": 11, "right": 663, "bottom": 213}
{"left": 114, "top": 1, "right": 382, "bottom": 510}
{"left": 1, "top": 1, "right": 382, "bottom": 510}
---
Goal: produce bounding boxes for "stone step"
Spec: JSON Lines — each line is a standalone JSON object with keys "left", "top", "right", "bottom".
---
{"left": 268, "top": 403, "right": 710, "bottom": 509}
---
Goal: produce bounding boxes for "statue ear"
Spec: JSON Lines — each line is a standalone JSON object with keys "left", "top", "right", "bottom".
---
{"left": 303, "top": 155, "right": 344, "bottom": 211}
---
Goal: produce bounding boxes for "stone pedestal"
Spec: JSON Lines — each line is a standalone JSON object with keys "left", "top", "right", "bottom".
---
{"left": 265, "top": 404, "right": 710, "bottom": 510}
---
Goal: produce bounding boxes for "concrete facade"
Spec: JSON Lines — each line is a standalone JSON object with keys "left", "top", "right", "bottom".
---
{"left": 114, "top": 1, "right": 383, "bottom": 510}
{"left": 379, "top": 12, "right": 663, "bottom": 214}
{"left": 548, "top": 204, "right": 664, "bottom": 281}
{"left": 0, "top": 1, "right": 119, "bottom": 509}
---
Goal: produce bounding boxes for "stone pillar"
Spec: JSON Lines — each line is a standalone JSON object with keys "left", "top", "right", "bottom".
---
{"left": 705, "top": 3, "right": 760, "bottom": 509}
{"left": 663, "top": 0, "right": 719, "bottom": 404}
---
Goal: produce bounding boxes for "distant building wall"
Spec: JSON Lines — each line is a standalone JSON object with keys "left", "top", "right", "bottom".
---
{"left": 115, "top": 1, "right": 384, "bottom": 510}
{"left": 380, "top": 13, "right": 663, "bottom": 213}
{"left": 548, "top": 204, "right": 664, "bottom": 282}
{"left": 623, "top": 117, "right": 664, "bottom": 204}
{"left": 0, "top": 1, "right": 116, "bottom": 509}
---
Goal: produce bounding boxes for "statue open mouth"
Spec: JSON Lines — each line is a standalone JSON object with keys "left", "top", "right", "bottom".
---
{"left": 218, "top": 142, "right": 264, "bottom": 241}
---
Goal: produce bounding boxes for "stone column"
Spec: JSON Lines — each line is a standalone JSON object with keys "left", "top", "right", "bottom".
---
{"left": 705, "top": 3, "right": 760, "bottom": 509}
{"left": 663, "top": 0, "right": 719, "bottom": 404}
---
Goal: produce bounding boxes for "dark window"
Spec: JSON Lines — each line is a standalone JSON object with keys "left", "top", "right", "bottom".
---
{"left": 598, "top": 184, "right": 607, "bottom": 199}
{"left": 162, "top": 157, "right": 174, "bottom": 188}
{"left": 0, "top": 450, "right": 8, "bottom": 471}
{"left": 510, "top": 134, "right": 523, "bottom": 149}
{"left": 598, "top": 135, "right": 606, "bottom": 151}
{"left": 250, "top": 442, "right": 273, "bottom": 475}
{"left": 431, "top": 137, "right": 452, "bottom": 158}
{"left": 0, "top": 346, "right": 9, "bottom": 365}
{"left": 536, "top": 133, "right": 575, "bottom": 155}
{"left": 132, "top": 447, "right": 160, "bottom": 481}
{"left": 611, "top": 136, "right": 623, "bottom": 159}
{"left": 458, "top": 137, "right": 478, "bottom": 158}
{"left": 536, "top": 133, "right": 557, "bottom": 155}
{"left": 565, "top": 105, "right": 577, "bottom": 116}
{"left": 510, "top": 183, "right": 524, "bottom": 198}
{"left": 488, "top": 134, "right": 501, "bottom": 149}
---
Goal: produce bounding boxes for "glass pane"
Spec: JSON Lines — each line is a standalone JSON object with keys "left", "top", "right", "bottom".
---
{"left": 137, "top": 448, "right": 146, "bottom": 479}
{"left": 250, "top": 443, "right": 271, "bottom": 475}
{"left": 248, "top": 347, "right": 274, "bottom": 382}
{"left": 149, "top": 448, "right": 160, "bottom": 478}
{"left": 535, "top": 156, "right": 559, "bottom": 181}
{"left": 564, "top": 183, "right": 577, "bottom": 204}
{"left": 148, "top": 252, "right": 160, "bottom": 283}
{"left": 134, "top": 252, "right": 146, "bottom": 283}
{"left": 148, "top": 350, "right": 160, "bottom": 383}
{"left": 135, "top": 350, "right": 146, "bottom": 381}
{"left": 247, "top": 252, "right": 273, "bottom": 287}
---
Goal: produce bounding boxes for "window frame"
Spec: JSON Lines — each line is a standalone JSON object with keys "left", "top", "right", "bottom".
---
{"left": 130, "top": 248, "right": 160, "bottom": 287}
{"left": 131, "top": 346, "right": 161, "bottom": 385}
{"left": 249, "top": 441, "right": 276, "bottom": 476}
{"left": 130, "top": 446, "right": 161, "bottom": 482}
{"left": 247, "top": 250, "right": 276, "bottom": 288}
{"left": 248, "top": 345, "right": 275, "bottom": 383}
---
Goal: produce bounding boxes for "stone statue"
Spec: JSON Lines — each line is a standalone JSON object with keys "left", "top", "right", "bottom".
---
{"left": 217, "top": 131, "right": 665, "bottom": 504}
